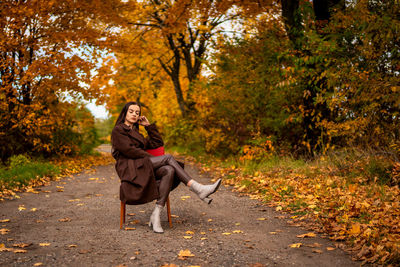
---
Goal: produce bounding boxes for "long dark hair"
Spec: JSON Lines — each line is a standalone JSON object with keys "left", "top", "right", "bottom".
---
{"left": 114, "top": 101, "right": 141, "bottom": 130}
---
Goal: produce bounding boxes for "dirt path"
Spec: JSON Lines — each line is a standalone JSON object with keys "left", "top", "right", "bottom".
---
{"left": 0, "top": 147, "right": 359, "bottom": 266}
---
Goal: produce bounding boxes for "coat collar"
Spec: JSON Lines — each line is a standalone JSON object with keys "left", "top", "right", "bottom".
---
{"left": 120, "top": 123, "right": 145, "bottom": 145}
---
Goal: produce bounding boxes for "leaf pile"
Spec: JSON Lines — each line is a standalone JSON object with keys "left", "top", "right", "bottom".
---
{"left": 179, "top": 153, "right": 400, "bottom": 265}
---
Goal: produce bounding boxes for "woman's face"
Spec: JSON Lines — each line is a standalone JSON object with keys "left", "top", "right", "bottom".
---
{"left": 125, "top": 104, "right": 140, "bottom": 125}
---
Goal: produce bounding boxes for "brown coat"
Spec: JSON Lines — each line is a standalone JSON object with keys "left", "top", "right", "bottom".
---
{"left": 111, "top": 123, "right": 180, "bottom": 205}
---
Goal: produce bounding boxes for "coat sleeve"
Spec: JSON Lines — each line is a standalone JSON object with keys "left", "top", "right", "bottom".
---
{"left": 144, "top": 123, "right": 164, "bottom": 149}
{"left": 112, "top": 126, "right": 152, "bottom": 159}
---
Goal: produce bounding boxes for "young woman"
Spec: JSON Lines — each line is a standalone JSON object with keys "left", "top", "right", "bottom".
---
{"left": 111, "top": 101, "right": 221, "bottom": 233}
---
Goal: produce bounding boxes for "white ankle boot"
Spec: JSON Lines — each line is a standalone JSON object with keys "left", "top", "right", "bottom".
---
{"left": 149, "top": 204, "right": 164, "bottom": 233}
{"left": 189, "top": 179, "right": 222, "bottom": 204}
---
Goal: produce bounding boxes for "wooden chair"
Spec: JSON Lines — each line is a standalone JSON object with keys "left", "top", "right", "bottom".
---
{"left": 120, "top": 146, "right": 173, "bottom": 229}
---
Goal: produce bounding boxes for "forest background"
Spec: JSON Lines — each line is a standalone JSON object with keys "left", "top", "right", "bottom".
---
{"left": 1, "top": 0, "right": 399, "bottom": 265}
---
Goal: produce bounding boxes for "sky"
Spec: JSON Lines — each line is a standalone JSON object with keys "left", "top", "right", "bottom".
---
{"left": 86, "top": 100, "right": 110, "bottom": 119}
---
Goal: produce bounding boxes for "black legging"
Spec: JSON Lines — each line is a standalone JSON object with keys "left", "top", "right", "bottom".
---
{"left": 151, "top": 154, "right": 192, "bottom": 206}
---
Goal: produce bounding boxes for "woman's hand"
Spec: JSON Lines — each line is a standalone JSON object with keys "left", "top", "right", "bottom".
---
{"left": 138, "top": 116, "right": 150, "bottom": 126}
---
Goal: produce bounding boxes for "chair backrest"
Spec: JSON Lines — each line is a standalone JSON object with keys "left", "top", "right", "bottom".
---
{"left": 145, "top": 146, "right": 165, "bottom": 156}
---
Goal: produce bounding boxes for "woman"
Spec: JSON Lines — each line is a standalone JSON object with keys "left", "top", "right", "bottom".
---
{"left": 111, "top": 101, "right": 221, "bottom": 233}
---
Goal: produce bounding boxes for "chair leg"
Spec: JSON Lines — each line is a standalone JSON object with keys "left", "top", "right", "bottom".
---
{"left": 120, "top": 201, "right": 126, "bottom": 229}
{"left": 166, "top": 197, "right": 172, "bottom": 228}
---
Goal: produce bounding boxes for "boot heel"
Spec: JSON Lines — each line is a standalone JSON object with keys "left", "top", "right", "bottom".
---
{"left": 202, "top": 197, "right": 212, "bottom": 204}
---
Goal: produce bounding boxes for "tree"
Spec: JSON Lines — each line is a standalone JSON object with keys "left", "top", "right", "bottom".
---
{"left": 0, "top": 0, "right": 127, "bottom": 160}
{"left": 117, "top": 0, "right": 270, "bottom": 117}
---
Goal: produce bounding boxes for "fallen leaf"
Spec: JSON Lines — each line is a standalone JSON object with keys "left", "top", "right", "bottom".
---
{"left": 78, "top": 249, "right": 90, "bottom": 254}
{"left": 127, "top": 213, "right": 135, "bottom": 216}
{"left": 0, "top": 219, "right": 10, "bottom": 223}
{"left": 178, "top": 249, "right": 195, "bottom": 259}
{"left": 326, "top": 247, "right": 336, "bottom": 251}
{"left": 12, "top": 243, "right": 32, "bottom": 248}
{"left": 39, "top": 243, "right": 50, "bottom": 247}
{"left": 289, "top": 243, "right": 302, "bottom": 248}
{"left": 200, "top": 232, "right": 206, "bottom": 235}
{"left": 222, "top": 232, "right": 231, "bottom": 235}
{"left": 297, "top": 232, "right": 316, "bottom": 238}
{"left": 58, "top": 217, "right": 71, "bottom": 222}
{"left": 306, "top": 243, "right": 322, "bottom": 248}
{"left": 13, "top": 249, "right": 27, "bottom": 253}
{"left": 33, "top": 263, "right": 43, "bottom": 266}
{"left": 269, "top": 232, "right": 277, "bottom": 235}
{"left": 18, "top": 205, "right": 26, "bottom": 211}
{"left": 233, "top": 230, "right": 243, "bottom": 234}
{"left": 68, "top": 244, "right": 77, "bottom": 248}
{"left": 0, "top": 228, "right": 10, "bottom": 235}
{"left": 185, "top": 231, "right": 194, "bottom": 235}
{"left": 235, "top": 222, "right": 241, "bottom": 226}
{"left": 88, "top": 178, "right": 99, "bottom": 180}
{"left": 207, "top": 219, "right": 213, "bottom": 222}
{"left": 171, "top": 215, "right": 179, "bottom": 218}
{"left": 256, "top": 217, "right": 267, "bottom": 221}
{"left": 183, "top": 236, "right": 192, "bottom": 239}
{"left": 30, "top": 208, "right": 37, "bottom": 212}
{"left": 200, "top": 237, "right": 207, "bottom": 240}
{"left": 125, "top": 227, "right": 136, "bottom": 230}
{"left": 276, "top": 206, "right": 283, "bottom": 211}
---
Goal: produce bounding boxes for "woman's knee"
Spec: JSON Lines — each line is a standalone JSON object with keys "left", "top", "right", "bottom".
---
{"left": 164, "top": 165, "right": 175, "bottom": 178}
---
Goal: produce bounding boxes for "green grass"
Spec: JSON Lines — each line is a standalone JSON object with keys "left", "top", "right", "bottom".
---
{"left": 0, "top": 161, "right": 60, "bottom": 189}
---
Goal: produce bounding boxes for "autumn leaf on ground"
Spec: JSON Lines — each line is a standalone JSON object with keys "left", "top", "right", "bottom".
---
{"left": 125, "top": 227, "right": 136, "bottom": 230}
{"left": 222, "top": 232, "right": 231, "bottom": 235}
{"left": 30, "top": 208, "right": 37, "bottom": 212}
{"left": 312, "top": 249, "right": 323, "bottom": 253}
{"left": 180, "top": 196, "right": 191, "bottom": 200}
{"left": 0, "top": 228, "right": 10, "bottom": 235}
{"left": 289, "top": 243, "right": 302, "bottom": 248}
{"left": 39, "top": 243, "right": 50, "bottom": 247}
{"left": 256, "top": 217, "right": 267, "bottom": 221}
{"left": 269, "top": 232, "right": 277, "bottom": 235}
{"left": 127, "top": 213, "right": 135, "bottom": 216}
{"left": 88, "top": 178, "right": 99, "bottom": 181}
{"left": 0, "top": 219, "right": 10, "bottom": 223}
{"left": 233, "top": 230, "right": 243, "bottom": 234}
{"left": 183, "top": 236, "right": 192, "bottom": 239}
{"left": 58, "top": 218, "right": 71, "bottom": 222}
{"left": 12, "top": 243, "right": 32, "bottom": 248}
{"left": 297, "top": 232, "right": 316, "bottom": 238}
{"left": 13, "top": 249, "right": 27, "bottom": 253}
{"left": 200, "top": 237, "right": 208, "bottom": 240}
{"left": 171, "top": 214, "right": 179, "bottom": 218}
{"left": 306, "top": 243, "right": 322, "bottom": 248}
{"left": 185, "top": 230, "right": 194, "bottom": 235}
{"left": 18, "top": 205, "right": 26, "bottom": 211}
{"left": 178, "top": 249, "right": 195, "bottom": 260}
{"left": 68, "top": 244, "right": 77, "bottom": 248}
{"left": 33, "top": 263, "right": 43, "bottom": 266}
{"left": 207, "top": 219, "right": 213, "bottom": 222}
{"left": 0, "top": 243, "right": 12, "bottom": 252}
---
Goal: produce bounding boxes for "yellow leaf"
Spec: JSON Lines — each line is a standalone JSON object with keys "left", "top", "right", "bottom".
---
{"left": 233, "top": 230, "right": 243, "bottom": 234}
{"left": 276, "top": 206, "right": 283, "bottom": 211}
{"left": 269, "top": 232, "right": 277, "bottom": 235}
{"left": 18, "top": 205, "right": 26, "bottom": 211}
{"left": 13, "top": 249, "right": 27, "bottom": 253}
{"left": 178, "top": 249, "right": 195, "bottom": 259}
{"left": 289, "top": 243, "right": 302, "bottom": 248}
{"left": 58, "top": 218, "right": 71, "bottom": 222}
{"left": 39, "top": 243, "right": 50, "bottom": 247}
{"left": 12, "top": 243, "right": 32, "bottom": 248}
{"left": 0, "top": 228, "right": 10, "bottom": 235}
{"left": 257, "top": 217, "right": 267, "bottom": 221}
{"left": 30, "top": 208, "right": 37, "bottom": 212}
{"left": 326, "top": 247, "right": 335, "bottom": 251}
{"left": 125, "top": 227, "right": 136, "bottom": 230}
{"left": 33, "top": 263, "right": 43, "bottom": 266}
{"left": 349, "top": 223, "right": 361, "bottom": 235}
{"left": 183, "top": 236, "right": 192, "bottom": 239}
{"left": 200, "top": 237, "right": 207, "bottom": 240}
{"left": 200, "top": 232, "right": 206, "bottom": 235}
{"left": 0, "top": 219, "right": 10, "bottom": 223}
{"left": 185, "top": 231, "right": 194, "bottom": 235}
{"left": 207, "top": 219, "right": 213, "bottom": 222}
{"left": 68, "top": 244, "right": 77, "bottom": 248}
{"left": 235, "top": 222, "right": 240, "bottom": 226}
{"left": 222, "top": 232, "right": 231, "bottom": 235}
{"left": 297, "top": 232, "right": 316, "bottom": 238}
